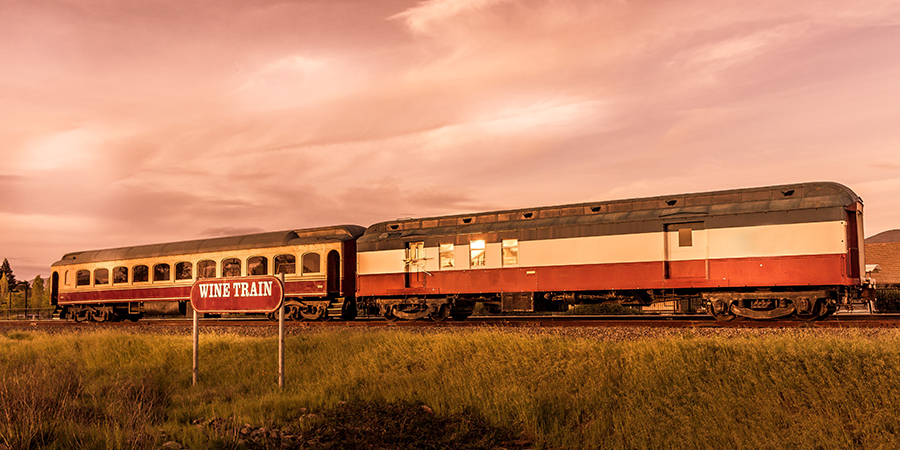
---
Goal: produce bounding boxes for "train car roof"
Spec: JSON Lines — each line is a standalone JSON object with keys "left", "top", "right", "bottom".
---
{"left": 359, "top": 181, "right": 860, "bottom": 243}
{"left": 52, "top": 225, "right": 367, "bottom": 268}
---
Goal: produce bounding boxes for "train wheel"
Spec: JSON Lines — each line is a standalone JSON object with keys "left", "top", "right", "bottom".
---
{"left": 795, "top": 300, "right": 828, "bottom": 321}
{"left": 300, "top": 306, "right": 327, "bottom": 321}
{"left": 706, "top": 303, "right": 736, "bottom": 322}
{"left": 266, "top": 312, "right": 278, "bottom": 321}
{"left": 430, "top": 304, "right": 450, "bottom": 322}
{"left": 383, "top": 307, "right": 399, "bottom": 322}
{"left": 90, "top": 309, "right": 109, "bottom": 323}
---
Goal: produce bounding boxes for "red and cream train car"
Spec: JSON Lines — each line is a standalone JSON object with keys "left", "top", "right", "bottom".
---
{"left": 356, "top": 182, "right": 865, "bottom": 320}
{"left": 50, "top": 226, "right": 365, "bottom": 322}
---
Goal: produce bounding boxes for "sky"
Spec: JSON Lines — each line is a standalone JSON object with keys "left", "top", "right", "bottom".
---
{"left": 2, "top": 0, "right": 900, "bottom": 281}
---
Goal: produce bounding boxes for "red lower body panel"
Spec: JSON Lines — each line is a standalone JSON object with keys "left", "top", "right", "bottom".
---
{"left": 358, "top": 254, "right": 852, "bottom": 296}
{"left": 59, "top": 279, "right": 330, "bottom": 305}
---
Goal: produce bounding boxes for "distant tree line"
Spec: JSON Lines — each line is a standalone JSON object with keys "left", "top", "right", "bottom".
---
{"left": 1, "top": 258, "right": 52, "bottom": 311}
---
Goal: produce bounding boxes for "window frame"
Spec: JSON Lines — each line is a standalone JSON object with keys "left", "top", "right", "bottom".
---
{"left": 175, "top": 261, "right": 193, "bottom": 281}
{"left": 76, "top": 269, "right": 91, "bottom": 287}
{"left": 502, "top": 239, "right": 519, "bottom": 266}
{"left": 301, "top": 252, "right": 321, "bottom": 275}
{"left": 247, "top": 256, "right": 269, "bottom": 276}
{"left": 113, "top": 266, "right": 129, "bottom": 284}
{"left": 153, "top": 263, "right": 171, "bottom": 283}
{"left": 133, "top": 265, "right": 149, "bottom": 283}
{"left": 94, "top": 268, "right": 109, "bottom": 285}
{"left": 470, "top": 240, "right": 486, "bottom": 268}
{"left": 222, "top": 257, "right": 242, "bottom": 278}
{"left": 274, "top": 254, "right": 296, "bottom": 275}
{"left": 197, "top": 260, "right": 217, "bottom": 279}
{"left": 439, "top": 243, "right": 455, "bottom": 269}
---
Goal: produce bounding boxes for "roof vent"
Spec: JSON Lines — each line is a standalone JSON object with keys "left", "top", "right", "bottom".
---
{"left": 782, "top": 189, "right": 795, "bottom": 197}
{"left": 462, "top": 217, "right": 473, "bottom": 224}
{"left": 389, "top": 224, "right": 400, "bottom": 230}
{"left": 666, "top": 199, "right": 678, "bottom": 206}
{"left": 522, "top": 212, "right": 534, "bottom": 219}
{"left": 590, "top": 206, "right": 602, "bottom": 212}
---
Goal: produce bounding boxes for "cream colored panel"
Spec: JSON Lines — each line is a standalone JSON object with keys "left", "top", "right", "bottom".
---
{"left": 708, "top": 221, "right": 847, "bottom": 259}
{"left": 358, "top": 249, "right": 406, "bottom": 275}
{"left": 666, "top": 228, "right": 709, "bottom": 262}
{"left": 456, "top": 245, "right": 469, "bottom": 269}
{"left": 519, "top": 232, "right": 663, "bottom": 267}
{"left": 485, "top": 242, "right": 502, "bottom": 268}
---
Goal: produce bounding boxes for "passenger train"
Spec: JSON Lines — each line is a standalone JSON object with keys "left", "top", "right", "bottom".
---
{"left": 50, "top": 181, "right": 869, "bottom": 322}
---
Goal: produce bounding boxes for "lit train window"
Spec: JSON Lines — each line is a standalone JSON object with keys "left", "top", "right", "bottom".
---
{"left": 222, "top": 258, "right": 241, "bottom": 277}
{"left": 470, "top": 240, "right": 486, "bottom": 267}
{"left": 94, "top": 268, "right": 109, "bottom": 285}
{"left": 154, "top": 264, "right": 170, "bottom": 282}
{"left": 502, "top": 239, "right": 518, "bottom": 266}
{"left": 113, "top": 267, "right": 128, "bottom": 284}
{"left": 76, "top": 270, "right": 91, "bottom": 286}
{"left": 133, "top": 265, "right": 149, "bottom": 282}
{"left": 275, "top": 255, "right": 296, "bottom": 274}
{"left": 175, "top": 262, "right": 192, "bottom": 280}
{"left": 440, "top": 243, "right": 454, "bottom": 268}
{"left": 248, "top": 256, "right": 268, "bottom": 276}
{"left": 198, "top": 260, "right": 216, "bottom": 278}
{"left": 302, "top": 253, "right": 321, "bottom": 274}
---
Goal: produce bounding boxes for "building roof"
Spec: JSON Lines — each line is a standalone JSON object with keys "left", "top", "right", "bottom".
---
{"left": 866, "top": 230, "right": 900, "bottom": 244}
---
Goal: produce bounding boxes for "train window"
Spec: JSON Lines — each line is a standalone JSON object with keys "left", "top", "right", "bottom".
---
{"left": 133, "top": 265, "right": 149, "bottom": 283}
{"left": 439, "top": 243, "right": 454, "bottom": 269}
{"left": 198, "top": 260, "right": 216, "bottom": 278}
{"left": 275, "top": 254, "right": 296, "bottom": 274}
{"left": 154, "top": 263, "right": 171, "bottom": 282}
{"left": 113, "top": 266, "right": 128, "bottom": 284}
{"left": 302, "top": 253, "right": 321, "bottom": 274}
{"left": 175, "top": 262, "right": 192, "bottom": 281}
{"left": 502, "top": 239, "right": 518, "bottom": 266}
{"left": 222, "top": 258, "right": 241, "bottom": 277}
{"left": 470, "top": 240, "right": 486, "bottom": 267}
{"left": 248, "top": 256, "right": 268, "bottom": 276}
{"left": 64, "top": 271, "right": 70, "bottom": 285}
{"left": 94, "top": 268, "right": 109, "bottom": 285}
{"left": 76, "top": 270, "right": 90, "bottom": 286}
{"left": 679, "top": 228, "right": 692, "bottom": 247}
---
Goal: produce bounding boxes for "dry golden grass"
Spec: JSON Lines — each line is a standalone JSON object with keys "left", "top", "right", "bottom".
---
{"left": 2, "top": 327, "right": 900, "bottom": 449}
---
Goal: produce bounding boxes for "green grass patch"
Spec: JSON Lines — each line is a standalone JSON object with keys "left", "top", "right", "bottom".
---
{"left": 2, "top": 328, "right": 900, "bottom": 449}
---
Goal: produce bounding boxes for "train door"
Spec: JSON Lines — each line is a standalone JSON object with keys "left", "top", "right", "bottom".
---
{"left": 326, "top": 250, "right": 341, "bottom": 294}
{"left": 404, "top": 241, "right": 426, "bottom": 288}
{"left": 664, "top": 222, "right": 708, "bottom": 279}
{"left": 51, "top": 272, "right": 59, "bottom": 306}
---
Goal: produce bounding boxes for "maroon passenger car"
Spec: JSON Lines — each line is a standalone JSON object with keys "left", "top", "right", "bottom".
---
{"left": 50, "top": 226, "right": 365, "bottom": 322}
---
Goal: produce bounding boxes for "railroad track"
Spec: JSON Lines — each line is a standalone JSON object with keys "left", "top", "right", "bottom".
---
{"left": 5, "top": 314, "right": 900, "bottom": 329}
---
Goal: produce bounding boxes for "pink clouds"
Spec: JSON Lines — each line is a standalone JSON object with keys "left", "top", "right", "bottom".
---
{"left": 2, "top": 0, "right": 900, "bottom": 280}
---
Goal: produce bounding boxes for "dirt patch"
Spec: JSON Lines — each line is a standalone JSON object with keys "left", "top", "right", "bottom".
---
{"left": 172, "top": 401, "right": 532, "bottom": 449}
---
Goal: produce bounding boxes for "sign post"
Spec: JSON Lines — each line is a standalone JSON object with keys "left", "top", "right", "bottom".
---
{"left": 189, "top": 275, "right": 285, "bottom": 386}
{"left": 278, "top": 273, "right": 285, "bottom": 388}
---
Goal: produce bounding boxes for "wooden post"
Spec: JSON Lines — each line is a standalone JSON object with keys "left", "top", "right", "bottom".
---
{"left": 192, "top": 309, "right": 199, "bottom": 386}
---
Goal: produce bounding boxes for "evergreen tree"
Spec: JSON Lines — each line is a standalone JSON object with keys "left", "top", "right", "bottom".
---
{"left": 32, "top": 275, "right": 49, "bottom": 309}
{"left": 0, "top": 258, "right": 16, "bottom": 288}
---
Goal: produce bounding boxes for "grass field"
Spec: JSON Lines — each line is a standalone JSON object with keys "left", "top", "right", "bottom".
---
{"left": 2, "top": 326, "right": 900, "bottom": 449}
